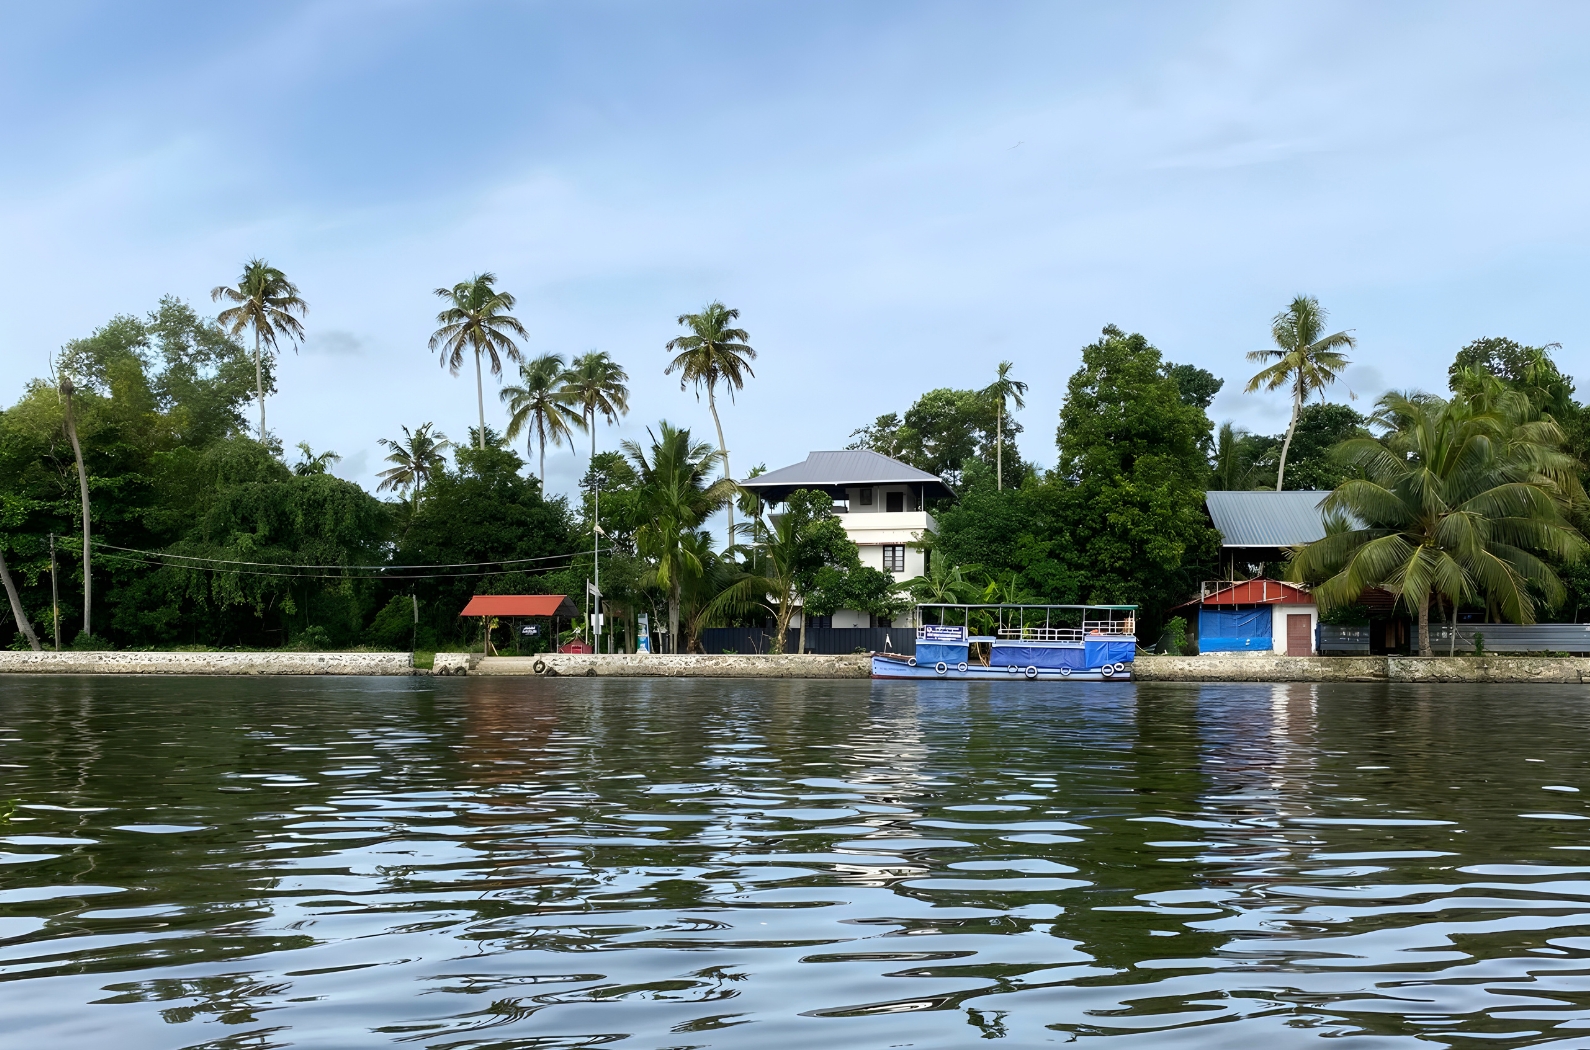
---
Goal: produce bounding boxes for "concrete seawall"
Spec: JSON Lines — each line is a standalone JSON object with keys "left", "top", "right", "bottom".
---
{"left": 472, "top": 654, "right": 871, "bottom": 678}
{"left": 0, "top": 651, "right": 414, "bottom": 675}
{"left": 1134, "top": 654, "right": 1590, "bottom": 683}
{"left": 2, "top": 650, "right": 1586, "bottom": 683}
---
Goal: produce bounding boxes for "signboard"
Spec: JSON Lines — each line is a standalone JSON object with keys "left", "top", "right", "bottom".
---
{"left": 636, "top": 613, "right": 652, "bottom": 654}
{"left": 920, "top": 625, "right": 968, "bottom": 642}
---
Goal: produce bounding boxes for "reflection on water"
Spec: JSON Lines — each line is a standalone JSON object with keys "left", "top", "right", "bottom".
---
{"left": 4, "top": 677, "right": 1590, "bottom": 1047}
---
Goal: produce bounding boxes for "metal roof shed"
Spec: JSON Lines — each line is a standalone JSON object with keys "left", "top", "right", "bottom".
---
{"left": 738, "top": 450, "right": 953, "bottom": 504}
{"left": 1204, "top": 490, "right": 1336, "bottom": 548}
{"left": 460, "top": 595, "right": 578, "bottom": 618}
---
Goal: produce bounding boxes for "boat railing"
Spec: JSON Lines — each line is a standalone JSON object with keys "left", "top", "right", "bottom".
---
{"left": 993, "top": 621, "right": 1135, "bottom": 641}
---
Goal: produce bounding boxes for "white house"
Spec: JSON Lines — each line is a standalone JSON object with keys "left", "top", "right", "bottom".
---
{"left": 738, "top": 450, "right": 952, "bottom": 628}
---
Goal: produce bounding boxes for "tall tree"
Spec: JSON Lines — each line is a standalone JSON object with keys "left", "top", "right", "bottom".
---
{"left": 429, "top": 273, "right": 527, "bottom": 449}
{"left": 665, "top": 302, "right": 757, "bottom": 541}
{"left": 0, "top": 544, "right": 41, "bottom": 651}
{"left": 622, "top": 422, "right": 734, "bottom": 652}
{"left": 1244, "top": 296, "right": 1355, "bottom": 490}
{"left": 501, "top": 353, "right": 581, "bottom": 483}
{"left": 981, "top": 361, "right": 1027, "bottom": 491}
{"left": 57, "top": 375, "right": 93, "bottom": 639}
{"left": 210, "top": 258, "right": 308, "bottom": 442}
{"left": 564, "top": 351, "right": 631, "bottom": 464}
{"left": 1290, "top": 382, "right": 1587, "bottom": 655}
{"left": 1055, "top": 325, "right": 1221, "bottom": 628}
{"left": 376, "top": 423, "right": 451, "bottom": 507}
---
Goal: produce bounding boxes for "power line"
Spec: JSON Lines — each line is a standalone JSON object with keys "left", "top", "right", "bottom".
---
{"left": 90, "top": 549, "right": 582, "bottom": 581}
{"left": 91, "top": 540, "right": 586, "bottom": 572}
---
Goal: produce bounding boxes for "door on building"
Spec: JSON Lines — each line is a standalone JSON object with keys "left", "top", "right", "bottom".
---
{"left": 1286, "top": 614, "right": 1312, "bottom": 656}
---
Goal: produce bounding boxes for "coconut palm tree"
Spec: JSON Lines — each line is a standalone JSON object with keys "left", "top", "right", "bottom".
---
{"left": 501, "top": 353, "right": 581, "bottom": 483}
{"left": 292, "top": 443, "right": 341, "bottom": 476}
{"left": 666, "top": 302, "right": 756, "bottom": 540}
{"left": 211, "top": 258, "right": 308, "bottom": 442}
{"left": 376, "top": 423, "right": 452, "bottom": 506}
{"left": 904, "top": 550, "right": 980, "bottom": 605}
{"left": 623, "top": 422, "right": 735, "bottom": 652}
{"left": 982, "top": 360, "right": 1027, "bottom": 491}
{"left": 430, "top": 273, "right": 527, "bottom": 449}
{"left": 1289, "top": 381, "right": 1587, "bottom": 655}
{"left": 702, "top": 509, "right": 804, "bottom": 654}
{"left": 1245, "top": 296, "right": 1355, "bottom": 490}
{"left": 564, "top": 350, "right": 631, "bottom": 463}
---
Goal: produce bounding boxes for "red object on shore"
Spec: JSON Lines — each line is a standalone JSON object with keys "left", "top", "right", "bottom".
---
{"left": 558, "top": 640, "right": 594, "bottom": 654}
{"left": 460, "top": 594, "right": 578, "bottom": 617}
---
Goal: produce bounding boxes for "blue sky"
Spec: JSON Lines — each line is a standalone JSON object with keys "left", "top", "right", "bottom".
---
{"left": 4, "top": 1, "right": 1590, "bottom": 499}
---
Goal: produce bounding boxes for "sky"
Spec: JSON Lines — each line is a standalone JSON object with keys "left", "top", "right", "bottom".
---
{"left": 4, "top": 1, "right": 1590, "bottom": 502}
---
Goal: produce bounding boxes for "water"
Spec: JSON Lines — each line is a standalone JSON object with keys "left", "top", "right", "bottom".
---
{"left": 3, "top": 679, "right": 1590, "bottom": 1048}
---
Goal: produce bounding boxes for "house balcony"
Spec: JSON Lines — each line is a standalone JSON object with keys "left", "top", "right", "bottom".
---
{"left": 837, "top": 509, "right": 937, "bottom": 545}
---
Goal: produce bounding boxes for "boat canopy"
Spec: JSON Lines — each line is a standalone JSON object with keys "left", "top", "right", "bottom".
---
{"left": 914, "top": 603, "right": 1138, "bottom": 643}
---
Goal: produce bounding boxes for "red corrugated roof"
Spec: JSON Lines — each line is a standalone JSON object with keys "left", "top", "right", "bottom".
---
{"left": 1199, "top": 579, "right": 1313, "bottom": 606}
{"left": 460, "top": 594, "right": 577, "bottom": 617}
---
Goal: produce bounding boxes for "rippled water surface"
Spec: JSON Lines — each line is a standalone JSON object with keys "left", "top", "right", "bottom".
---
{"left": 5, "top": 678, "right": 1590, "bottom": 1047}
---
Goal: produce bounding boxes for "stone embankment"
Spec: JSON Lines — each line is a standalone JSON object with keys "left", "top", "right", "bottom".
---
{"left": 0, "top": 651, "right": 414, "bottom": 675}
{"left": 1134, "top": 654, "right": 1590, "bottom": 683}
{"left": 470, "top": 653, "right": 870, "bottom": 678}
{"left": 3, "top": 651, "right": 1587, "bottom": 683}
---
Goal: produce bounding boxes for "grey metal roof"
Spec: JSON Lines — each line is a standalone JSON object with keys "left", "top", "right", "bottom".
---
{"left": 740, "top": 450, "right": 952, "bottom": 501}
{"left": 1205, "top": 490, "right": 1335, "bottom": 547}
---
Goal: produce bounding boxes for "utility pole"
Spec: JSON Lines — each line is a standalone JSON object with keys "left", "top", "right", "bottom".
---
{"left": 591, "top": 473, "right": 602, "bottom": 653}
{"left": 50, "top": 533, "right": 61, "bottom": 650}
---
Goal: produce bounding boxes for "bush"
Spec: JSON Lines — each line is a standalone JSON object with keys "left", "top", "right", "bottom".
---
{"left": 1161, "top": 616, "right": 1188, "bottom": 656}
{"left": 71, "top": 632, "right": 114, "bottom": 651}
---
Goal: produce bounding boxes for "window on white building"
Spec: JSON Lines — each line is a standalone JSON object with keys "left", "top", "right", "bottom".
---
{"left": 882, "top": 545, "right": 906, "bottom": 572}
{"left": 858, "top": 487, "right": 873, "bottom": 506}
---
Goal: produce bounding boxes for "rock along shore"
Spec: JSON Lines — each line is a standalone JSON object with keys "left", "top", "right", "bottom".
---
{"left": 2, "top": 651, "right": 1587, "bottom": 683}
{"left": 0, "top": 651, "right": 414, "bottom": 675}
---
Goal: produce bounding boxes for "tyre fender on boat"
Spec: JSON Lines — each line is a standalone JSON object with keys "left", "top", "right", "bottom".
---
{"left": 1024, "top": 665, "right": 1038, "bottom": 679}
{"left": 907, "top": 657, "right": 917, "bottom": 667}
{"left": 1101, "top": 664, "right": 1115, "bottom": 678}
{"left": 935, "top": 661, "right": 948, "bottom": 675}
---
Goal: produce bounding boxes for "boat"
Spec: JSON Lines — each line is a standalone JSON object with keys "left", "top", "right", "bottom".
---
{"left": 871, "top": 603, "right": 1139, "bottom": 681}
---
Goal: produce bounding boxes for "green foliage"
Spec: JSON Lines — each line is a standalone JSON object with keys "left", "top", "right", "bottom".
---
{"left": 1164, "top": 364, "right": 1223, "bottom": 410}
{"left": 849, "top": 386, "right": 1020, "bottom": 490}
{"left": 1054, "top": 326, "right": 1221, "bottom": 624}
{"left": 1161, "top": 616, "right": 1188, "bottom": 655}
{"left": 1277, "top": 403, "right": 1371, "bottom": 490}
{"left": 398, "top": 443, "right": 577, "bottom": 648}
{"left": 1290, "top": 380, "right": 1587, "bottom": 652}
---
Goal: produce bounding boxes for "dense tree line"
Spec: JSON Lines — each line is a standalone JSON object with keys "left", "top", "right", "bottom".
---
{"left": 5, "top": 276, "right": 1589, "bottom": 653}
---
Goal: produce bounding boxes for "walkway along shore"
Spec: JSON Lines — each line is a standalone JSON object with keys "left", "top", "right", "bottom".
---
{"left": 4, "top": 651, "right": 1590, "bottom": 682}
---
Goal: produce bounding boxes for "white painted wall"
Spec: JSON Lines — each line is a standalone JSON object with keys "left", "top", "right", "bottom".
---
{"left": 1270, "top": 603, "right": 1319, "bottom": 655}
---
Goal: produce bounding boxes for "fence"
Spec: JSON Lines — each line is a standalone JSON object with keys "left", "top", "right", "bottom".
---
{"left": 696, "top": 627, "right": 917, "bottom": 656}
{"left": 1319, "top": 623, "right": 1590, "bottom": 655}
{"left": 1420, "top": 623, "right": 1590, "bottom": 654}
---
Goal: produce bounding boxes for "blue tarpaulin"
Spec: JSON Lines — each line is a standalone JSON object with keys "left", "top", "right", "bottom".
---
{"left": 1198, "top": 607, "right": 1272, "bottom": 652}
{"left": 1084, "top": 637, "right": 1136, "bottom": 668}
{"left": 992, "top": 644, "right": 1087, "bottom": 670}
{"left": 915, "top": 642, "right": 968, "bottom": 666}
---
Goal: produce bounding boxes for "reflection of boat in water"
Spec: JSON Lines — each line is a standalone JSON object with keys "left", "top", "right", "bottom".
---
{"left": 871, "top": 603, "right": 1138, "bottom": 681}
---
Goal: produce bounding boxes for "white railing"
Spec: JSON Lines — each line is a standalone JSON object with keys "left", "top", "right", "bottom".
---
{"left": 1200, "top": 579, "right": 1308, "bottom": 602}
{"left": 996, "top": 620, "right": 1135, "bottom": 641}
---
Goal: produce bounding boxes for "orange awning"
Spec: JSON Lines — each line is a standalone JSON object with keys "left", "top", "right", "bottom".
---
{"left": 460, "top": 594, "right": 578, "bottom": 618}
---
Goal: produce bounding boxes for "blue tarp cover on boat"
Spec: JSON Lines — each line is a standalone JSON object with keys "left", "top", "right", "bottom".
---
{"left": 1084, "top": 637, "right": 1136, "bottom": 667}
{"left": 992, "top": 644, "right": 1086, "bottom": 670}
{"left": 915, "top": 642, "right": 968, "bottom": 666}
{"left": 1198, "top": 606, "right": 1272, "bottom": 652}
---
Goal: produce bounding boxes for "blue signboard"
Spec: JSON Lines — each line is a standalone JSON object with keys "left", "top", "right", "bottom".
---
{"left": 920, "top": 625, "right": 968, "bottom": 642}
